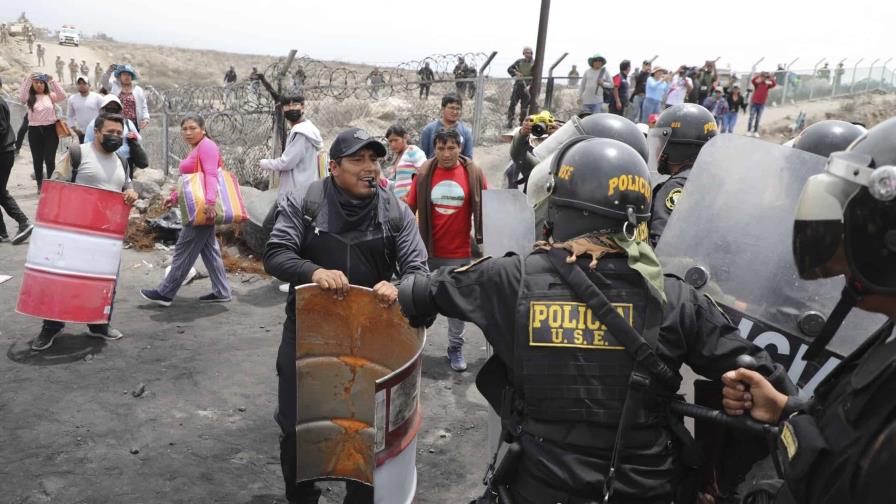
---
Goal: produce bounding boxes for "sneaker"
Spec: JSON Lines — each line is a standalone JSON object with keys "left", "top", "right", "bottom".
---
{"left": 11, "top": 223, "right": 34, "bottom": 245}
{"left": 32, "top": 325, "right": 62, "bottom": 351}
{"left": 199, "top": 293, "right": 231, "bottom": 303}
{"left": 140, "top": 288, "right": 173, "bottom": 307}
{"left": 0, "top": 234, "right": 9, "bottom": 243}
{"left": 278, "top": 283, "right": 290, "bottom": 293}
{"left": 87, "top": 326, "right": 124, "bottom": 341}
{"left": 447, "top": 348, "right": 467, "bottom": 372}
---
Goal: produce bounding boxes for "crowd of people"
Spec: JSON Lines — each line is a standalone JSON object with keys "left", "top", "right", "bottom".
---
{"left": 2, "top": 37, "right": 894, "bottom": 504}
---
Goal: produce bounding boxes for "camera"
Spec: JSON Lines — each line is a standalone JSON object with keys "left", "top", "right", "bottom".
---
{"left": 529, "top": 110, "right": 555, "bottom": 137}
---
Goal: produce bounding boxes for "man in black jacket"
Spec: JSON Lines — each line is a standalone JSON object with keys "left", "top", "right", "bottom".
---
{"left": 263, "top": 127, "right": 428, "bottom": 504}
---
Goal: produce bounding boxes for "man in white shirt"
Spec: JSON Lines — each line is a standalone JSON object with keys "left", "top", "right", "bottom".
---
{"left": 67, "top": 75, "right": 103, "bottom": 143}
{"left": 664, "top": 65, "right": 693, "bottom": 108}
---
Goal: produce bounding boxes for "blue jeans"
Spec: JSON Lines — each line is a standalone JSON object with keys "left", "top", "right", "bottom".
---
{"left": 722, "top": 111, "right": 739, "bottom": 133}
{"left": 748, "top": 103, "right": 765, "bottom": 132}
{"left": 627, "top": 94, "right": 644, "bottom": 123}
{"left": 641, "top": 97, "right": 662, "bottom": 123}
{"left": 581, "top": 103, "right": 604, "bottom": 114}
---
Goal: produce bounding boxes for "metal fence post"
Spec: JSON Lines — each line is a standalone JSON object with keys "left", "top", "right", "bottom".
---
{"left": 849, "top": 58, "right": 864, "bottom": 94}
{"left": 866, "top": 58, "right": 880, "bottom": 93}
{"left": 744, "top": 57, "right": 764, "bottom": 101}
{"left": 472, "top": 51, "right": 497, "bottom": 145}
{"left": 161, "top": 109, "right": 169, "bottom": 176}
{"left": 808, "top": 58, "right": 825, "bottom": 101}
{"left": 880, "top": 58, "right": 892, "bottom": 91}
{"left": 781, "top": 57, "right": 799, "bottom": 104}
{"left": 544, "top": 52, "right": 568, "bottom": 111}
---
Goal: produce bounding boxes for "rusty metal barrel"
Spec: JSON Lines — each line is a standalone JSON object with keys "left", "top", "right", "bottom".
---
{"left": 295, "top": 285, "right": 425, "bottom": 503}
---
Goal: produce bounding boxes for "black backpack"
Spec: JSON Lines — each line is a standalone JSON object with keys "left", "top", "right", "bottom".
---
{"left": 299, "top": 178, "right": 403, "bottom": 235}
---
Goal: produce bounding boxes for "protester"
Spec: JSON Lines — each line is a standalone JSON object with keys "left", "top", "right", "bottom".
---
{"left": 259, "top": 95, "right": 323, "bottom": 199}
{"left": 703, "top": 87, "right": 729, "bottom": 127}
{"left": 407, "top": 128, "right": 487, "bottom": 371}
{"left": 722, "top": 85, "right": 747, "bottom": 133}
{"left": 642, "top": 67, "right": 669, "bottom": 122}
{"left": 19, "top": 73, "right": 66, "bottom": 191}
{"left": 101, "top": 64, "right": 150, "bottom": 131}
{"left": 381, "top": 124, "right": 424, "bottom": 201}
{"left": 696, "top": 60, "right": 718, "bottom": 103}
{"left": 506, "top": 47, "right": 535, "bottom": 128}
{"left": 628, "top": 60, "right": 651, "bottom": 123}
{"left": 609, "top": 60, "right": 631, "bottom": 116}
{"left": 35, "top": 43, "right": 45, "bottom": 67}
{"left": 31, "top": 112, "right": 139, "bottom": 350}
{"left": 140, "top": 115, "right": 231, "bottom": 306}
{"left": 263, "top": 127, "right": 428, "bottom": 503}
{"left": 665, "top": 65, "right": 693, "bottom": 108}
{"left": 0, "top": 78, "right": 33, "bottom": 245}
{"left": 67, "top": 76, "right": 103, "bottom": 144}
{"left": 417, "top": 62, "right": 434, "bottom": 100}
{"left": 419, "top": 93, "right": 473, "bottom": 159}
{"left": 85, "top": 95, "right": 145, "bottom": 177}
{"left": 579, "top": 54, "right": 613, "bottom": 114}
{"left": 747, "top": 71, "right": 776, "bottom": 137}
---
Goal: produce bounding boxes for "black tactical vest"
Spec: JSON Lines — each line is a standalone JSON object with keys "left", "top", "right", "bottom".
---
{"left": 777, "top": 321, "right": 896, "bottom": 504}
{"left": 511, "top": 251, "right": 669, "bottom": 447}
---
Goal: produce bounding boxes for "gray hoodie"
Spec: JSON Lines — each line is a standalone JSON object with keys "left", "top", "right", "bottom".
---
{"left": 260, "top": 119, "right": 324, "bottom": 199}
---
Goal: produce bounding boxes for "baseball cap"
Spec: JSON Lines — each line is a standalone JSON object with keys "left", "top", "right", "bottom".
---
{"left": 76, "top": 75, "right": 90, "bottom": 84}
{"left": 329, "top": 127, "right": 387, "bottom": 160}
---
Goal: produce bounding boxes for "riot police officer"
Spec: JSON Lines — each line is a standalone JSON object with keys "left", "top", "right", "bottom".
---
{"left": 647, "top": 103, "right": 718, "bottom": 246}
{"left": 399, "top": 136, "right": 795, "bottom": 503}
{"left": 790, "top": 119, "right": 865, "bottom": 158}
{"left": 721, "top": 117, "right": 896, "bottom": 503}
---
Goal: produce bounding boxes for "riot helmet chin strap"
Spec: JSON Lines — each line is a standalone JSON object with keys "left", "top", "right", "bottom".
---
{"left": 804, "top": 281, "right": 863, "bottom": 361}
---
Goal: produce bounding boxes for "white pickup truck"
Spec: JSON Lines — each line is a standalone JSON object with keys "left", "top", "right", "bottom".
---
{"left": 58, "top": 25, "right": 80, "bottom": 47}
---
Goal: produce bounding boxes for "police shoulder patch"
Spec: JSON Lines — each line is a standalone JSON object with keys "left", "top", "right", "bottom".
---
{"left": 453, "top": 256, "right": 492, "bottom": 273}
{"left": 665, "top": 187, "right": 683, "bottom": 211}
{"left": 780, "top": 421, "right": 799, "bottom": 460}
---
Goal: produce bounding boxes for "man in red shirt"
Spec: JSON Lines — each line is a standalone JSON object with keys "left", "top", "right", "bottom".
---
{"left": 747, "top": 71, "right": 776, "bottom": 137}
{"left": 407, "top": 128, "right": 487, "bottom": 371}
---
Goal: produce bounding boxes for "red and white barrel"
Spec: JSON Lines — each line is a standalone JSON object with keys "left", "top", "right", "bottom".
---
{"left": 16, "top": 180, "right": 130, "bottom": 324}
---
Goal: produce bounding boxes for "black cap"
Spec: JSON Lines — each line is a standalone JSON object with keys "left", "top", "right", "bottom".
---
{"left": 329, "top": 127, "right": 387, "bottom": 160}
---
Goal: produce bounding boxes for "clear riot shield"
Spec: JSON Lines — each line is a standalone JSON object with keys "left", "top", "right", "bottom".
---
{"left": 296, "top": 285, "right": 425, "bottom": 504}
{"left": 656, "top": 134, "right": 887, "bottom": 397}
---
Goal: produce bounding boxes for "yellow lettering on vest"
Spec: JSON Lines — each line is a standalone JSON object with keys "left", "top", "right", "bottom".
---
{"left": 562, "top": 305, "right": 576, "bottom": 329}
{"left": 548, "top": 305, "right": 562, "bottom": 327}
{"left": 593, "top": 330, "right": 607, "bottom": 346}
{"left": 573, "top": 330, "right": 584, "bottom": 344}
{"left": 577, "top": 305, "right": 587, "bottom": 329}
{"left": 532, "top": 304, "right": 548, "bottom": 328}
{"left": 552, "top": 328, "right": 564, "bottom": 343}
{"left": 586, "top": 308, "right": 600, "bottom": 330}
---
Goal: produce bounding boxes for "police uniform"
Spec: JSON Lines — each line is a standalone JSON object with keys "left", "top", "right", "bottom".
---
{"left": 415, "top": 251, "right": 793, "bottom": 503}
{"left": 401, "top": 137, "right": 794, "bottom": 504}
{"left": 648, "top": 167, "right": 690, "bottom": 247}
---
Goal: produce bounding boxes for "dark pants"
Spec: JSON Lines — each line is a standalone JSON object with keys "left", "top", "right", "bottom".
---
{"left": 278, "top": 320, "right": 374, "bottom": 504}
{"left": 42, "top": 319, "right": 109, "bottom": 334}
{"left": 0, "top": 151, "right": 28, "bottom": 236}
{"left": 27, "top": 124, "right": 59, "bottom": 190}
{"left": 15, "top": 115, "right": 28, "bottom": 152}
{"left": 419, "top": 83, "right": 431, "bottom": 99}
{"left": 77, "top": 132, "right": 85, "bottom": 144}
{"left": 609, "top": 100, "right": 627, "bottom": 116}
{"left": 507, "top": 81, "right": 531, "bottom": 127}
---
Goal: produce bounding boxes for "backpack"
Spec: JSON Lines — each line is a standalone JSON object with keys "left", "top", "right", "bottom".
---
{"left": 299, "top": 178, "right": 404, "bottom": 236}
{"left": 68, "top": 143, "right": 128, "bottom": 184}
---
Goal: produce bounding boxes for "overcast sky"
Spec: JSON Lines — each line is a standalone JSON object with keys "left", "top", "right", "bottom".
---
{"left": 7, "top": 1, "right": 895, "bottom": 75}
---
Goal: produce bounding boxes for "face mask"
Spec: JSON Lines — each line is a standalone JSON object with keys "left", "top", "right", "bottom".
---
{"left": 284, "top": 109, "right": 303, "bottom": 122}
{"left": 100, "top": 134, "right": 123, "bottom": 153}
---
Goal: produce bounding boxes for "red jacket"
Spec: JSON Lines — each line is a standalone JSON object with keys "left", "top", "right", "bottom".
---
{"left": 751, "top": 76, "right": 777, "bottom": 105}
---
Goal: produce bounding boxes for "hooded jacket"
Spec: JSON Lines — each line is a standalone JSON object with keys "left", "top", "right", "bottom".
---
{"left": 260, "top": 119, "right": 324, "bottom": 200}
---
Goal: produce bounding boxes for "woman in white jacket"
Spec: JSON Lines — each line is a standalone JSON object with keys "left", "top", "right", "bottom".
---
{"left": 101, "top": 64, "right": 149, "bottom": 131}
{"left": 259, "top": 95, "right": 323, "bottom": 200}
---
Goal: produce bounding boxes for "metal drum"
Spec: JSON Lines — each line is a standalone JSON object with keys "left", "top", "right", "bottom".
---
{"left": 295, "top": 285, "right": 425, "bottom": 503}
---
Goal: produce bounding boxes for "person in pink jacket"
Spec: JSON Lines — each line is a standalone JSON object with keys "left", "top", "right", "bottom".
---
{"left": 19, "top": 73, "right": 66, "bottom": 191}
{"left": 140, "top": 114, "right": 232, "bottom": 306}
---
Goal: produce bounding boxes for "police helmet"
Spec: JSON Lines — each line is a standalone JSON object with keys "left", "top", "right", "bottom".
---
{"left": 546, "top": 137, "right": 652, "bottom": 241}
{"left": 578, "top": 113, "right": 649, "bottom": 162}
{"left": 647, "top": 103, "right": 719, "bottom": 174}
{"left": 792, "top": 120, "right": 866, "bottom": 158}
{"left": 793, "top": 116, "right": 896, "bottom": 295}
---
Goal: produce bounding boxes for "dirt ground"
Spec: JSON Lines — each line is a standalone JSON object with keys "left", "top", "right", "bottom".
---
{"left": 0, "top": 149, "right": 492, "bottom": 504}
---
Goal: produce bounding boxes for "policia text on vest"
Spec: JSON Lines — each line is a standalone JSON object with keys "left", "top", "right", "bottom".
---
{"left": 530, "top": 301, "right": 630, "bottom": 349}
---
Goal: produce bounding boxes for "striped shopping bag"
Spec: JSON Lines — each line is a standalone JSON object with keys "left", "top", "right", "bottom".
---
{"left": 178, "top": 167, "right": 248, "bottom": 226}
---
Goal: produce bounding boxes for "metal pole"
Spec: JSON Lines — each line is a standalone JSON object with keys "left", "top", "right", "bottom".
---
{"left": 849, "top": 58, "right": 864, "bottom": 94}
{"left": 161, "top": 110, "right": 169, "bottom": 176}
{"left": 527, "top": 0, "right": 551, "bottom": 116}
{"left": 472, "top": 51, "right": 497, "bottom": 144}
{"left": 781, "top": 57, "right": 799, "bottom": 104}
{"left": 744, "top": 57, "right": 764, "bottom": 101}
{"left": 808, "top": 58, "right": 825, "bottom": 101}
{"left": 648, "top": 54, "right": 659, "bottom": 64}
{"left": 833, "top": 58, "right": 847, "bottom": 97}
{"left": 865, "top": 58, "right": 880, "bottom": 92}
{"left": 544, "top": 52, "right": 568, "bottom": 111}
{"left": 880, "top": 58, "right": 892, "bottom": 91}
